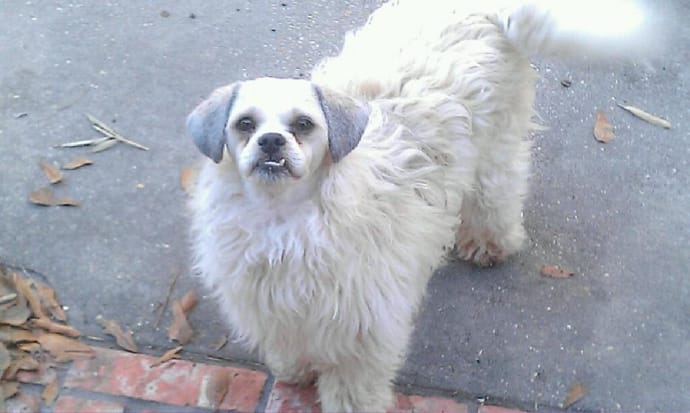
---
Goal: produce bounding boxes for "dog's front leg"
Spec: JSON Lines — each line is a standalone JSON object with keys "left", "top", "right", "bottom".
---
{"left": 265, "top": 351, "right": 315, "bottom": 387}
{"left": 316, "top": 351, "right": 399, "bottom": 413}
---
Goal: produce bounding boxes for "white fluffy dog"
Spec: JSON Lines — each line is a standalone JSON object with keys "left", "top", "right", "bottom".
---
{"left": 187, "top": 1, "right": 657, "bottom": 411}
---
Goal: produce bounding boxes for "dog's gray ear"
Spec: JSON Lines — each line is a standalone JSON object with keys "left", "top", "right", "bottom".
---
{"left": 186, "top": 83, "right": 239, "bottom": 163}
{"left": 313, "top": 85, "right": 370, "bottom": 162}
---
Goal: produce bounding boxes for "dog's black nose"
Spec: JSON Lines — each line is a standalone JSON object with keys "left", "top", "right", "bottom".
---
{"left": 258, "top": 133, "right": 286, "bottom": 155}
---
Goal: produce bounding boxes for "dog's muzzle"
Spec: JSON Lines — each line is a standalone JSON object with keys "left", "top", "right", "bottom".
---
{"left": 253, "top": 132, "right": 290, "bottom": 178}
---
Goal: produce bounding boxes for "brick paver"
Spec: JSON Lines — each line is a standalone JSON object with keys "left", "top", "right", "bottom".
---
{"left": 63, "top": 347, "right": 267, "bottom": 412}
{"left": 3, "top": 346, "right": 535, "bottom": 413}
{"left": 53, "top": 395, "right": 125, "bottom": 413}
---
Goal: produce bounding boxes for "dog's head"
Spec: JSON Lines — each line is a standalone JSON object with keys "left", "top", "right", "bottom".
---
{"left": 187, "top": 77, "right": 369, "bottom": 194}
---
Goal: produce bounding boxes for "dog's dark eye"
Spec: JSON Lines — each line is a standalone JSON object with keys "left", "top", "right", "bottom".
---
{"left": 236, "top": 117, "right": 256, "bottom": 132}
{"left": 293, "top": 116, "right": 314, "bottom": 133}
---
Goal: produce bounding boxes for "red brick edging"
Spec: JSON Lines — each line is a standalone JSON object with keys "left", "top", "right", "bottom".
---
{"left": 10, "top": 346, "right": 527, "bottom": 413}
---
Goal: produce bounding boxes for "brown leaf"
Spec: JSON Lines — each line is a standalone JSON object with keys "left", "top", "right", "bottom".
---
{"left": 55, "top": 196, "right": 79, "bottom": 207}
{"left": 18, "top": 342, "right": 41, "bottom": 354}
{"left": 180, "top": 166, "right": 199, "bottom": 196}
{"left": 180, "top": 289, "right": 198, "bottom": 314}
{"left": 0, "top": 326, "right": 39, "bottom": 344}
{"left": 31, "top": 318, "right": 80, "bottom": 338}
{"left": 39, "top": 160, "right": 64, "bottom": 184}
{"left": 62, "top": 157, "right": 93, "bottom": 170}
{"left": 35, "top": 283, "right": 67, "bottom": 322}
{"left": 205, "top": 370, "right": 230, "bottom": 410}
{"left": 29, "top": 187, "right": 59, "bottom": 207}
{"left": 593, "top": 111, "right": 615, "bottom": 143}
{"left": 3, "top": 355, "right": 40, "bottom": 380}
{"left": 96, "top": 316, "right": 138, "bottom": 352}
{"left": 0, "top": 343, "right": 10, "bottom": 378}
{"left": 0, "top": 292, "right": 31, "bottom": 327}
{"left": 151, "top": 346, "right": 183, "bottom": 367}
{"left": 0, "top": 381, "right": 19, "bottom": 401}
{"left": 42, "top": 375, "right": 59, "bottom": 406}
{"left": 28, "top": 188, "right": 79, "bottom": 207}
{"left": 541, "top": 264, "right": 575, "bottom": 278}
{"left": 617, "top": 104, "right": 671, "bottom": 129}
{"left": 168, "top": 300, "right": 194, "bottom": 344}
{"left": 12, "top": 273, "right": 44, "bottom": 318}
{"left": 563, "top": 383, "right": 587, "bottom": 408}
{"left": 37, "top": 333, "right": 94, "bottom": 361}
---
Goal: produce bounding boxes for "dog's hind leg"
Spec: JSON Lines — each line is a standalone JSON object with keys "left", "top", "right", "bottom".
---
{"left": 455, "top": 137, "right": 531, "bottom": 266}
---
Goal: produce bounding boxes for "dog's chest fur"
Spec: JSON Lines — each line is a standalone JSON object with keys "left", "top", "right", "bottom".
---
{"left": 190, "top": 122, "right": 467, "bottom": 361}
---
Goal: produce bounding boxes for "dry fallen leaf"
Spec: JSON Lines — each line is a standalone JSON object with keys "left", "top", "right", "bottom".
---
{"left": 0, "top": 381, "right": 19, "bottom": 401}
{"left": 17, "top": 342, "right": 41, "bottom": 354}
{"left": 180, "top": 166, "right": 199, "bottom": 196}
{"left": 96, "top": 316, "right": 138, "bottom": 353}
{"left": 3, "top": 355, "right": 40, "bottom": 380}
{"left": 37, "top": 333, "right": 94, "bottom": 361}
{"left": 205, "top": 370, "right": 230, "bottom": 410}
{"left": 0, "top": 326, "right": 39, "bottom": 344}
{"left": 541, "top": 264, "right": 575, "bottom": 278}
{"left": 28, "top": 188, "right": 59, "bottom": 207}
{"left": 0, "top": 343, "right": 10, "bottom": 378}
{"left": 593, "top": 111, "right": 615, "bottom": 143}
{"left": 31, "top": 318, "right": 80, "bottom": 338}
{"left": 12, "top": 273, "right": 44, "bottom": 318}
{"left": 151, "top": 346, "right": 183, "bottom": 367}
{"left": 39, "top": 160, "right": 64, "bottom": 184}
{"left": 28, "top": 188, "right": 79, "bottom": 207}
{"left": 562, "top": 383, "right": 587, "bottom": 408}
{"left": 42, "top": 375, "right": 60, "bottom": 406}
{"left": 35, "top": 283, "right": 67, "bottom": 322}
{"left": 0, "top": 291, "right": 31, "bottom": 327}
{"left": 168, "top": 300, "right": 194, "bottom": 344}
{"left": 180, "top": 289, "right": 198, "bottom": 314}
{"left": 62, "top": 157, "right": 93, "bottom": 170}
{"left": 618, "top": 104, "right": 671, "bottom": 129}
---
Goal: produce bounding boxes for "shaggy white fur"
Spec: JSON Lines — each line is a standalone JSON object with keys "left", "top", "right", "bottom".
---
{"left": 187, "top": 1, "right": 656, "bottom": 411}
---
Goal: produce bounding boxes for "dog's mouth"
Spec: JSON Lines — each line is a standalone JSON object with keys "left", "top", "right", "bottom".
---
{"left": 263, "top": 159, "right": 287, "bottom": 168}
{"left": 252, "top": 156, "right": 293, "bottom": 180}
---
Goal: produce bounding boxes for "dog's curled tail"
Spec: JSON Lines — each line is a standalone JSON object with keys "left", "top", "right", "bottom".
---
{"left": 497, "top": 0, "right": 664, "bottom": 60}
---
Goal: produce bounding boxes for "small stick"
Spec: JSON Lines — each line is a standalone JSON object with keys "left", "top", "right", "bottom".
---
{"left": 86, "top": 113, "right": 150, "bottom": 151}
{"left": 53, "top": 137, "right": 110, "bottom": 148}
{"left": 154, "top": 269, "right": 180, "bottom": 328}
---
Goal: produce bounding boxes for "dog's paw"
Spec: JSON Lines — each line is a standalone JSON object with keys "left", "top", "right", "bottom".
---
{"left": 455, "top": 223, "right": 517, "bottom": 267}
{"left": 456, "top": 234, "right": 505, "bottom": 267}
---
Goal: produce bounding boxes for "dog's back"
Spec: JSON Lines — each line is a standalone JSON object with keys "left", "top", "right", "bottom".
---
{"left": 312, "top": 0, "right": 661, "bottom": 99}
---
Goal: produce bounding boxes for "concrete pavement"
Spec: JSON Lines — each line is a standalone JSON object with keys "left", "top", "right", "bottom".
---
{"left": 1, "top": 1, "right": 688, "bottom": 411}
